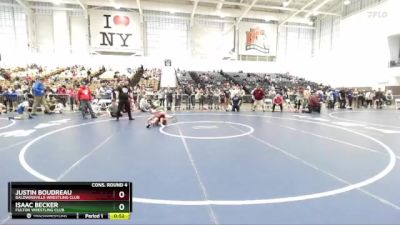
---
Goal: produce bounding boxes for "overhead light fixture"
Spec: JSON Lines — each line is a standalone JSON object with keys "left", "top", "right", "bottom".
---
{"left": 53, "top": 0, "right": 62, "bottom": 5}
{"left": 282, "top": 0, "right": 289, "bottom": 7}
{"left": 169, "top": 10, "right": 176, "bottom": 14}
{"left": 114, "top": 5, "right": 120, "bottom": 9}
{"left": 312, "top": 12, "right": 319, "bottom": 16}
{"left": 344, "top": 0, "right": 351, "bottom": 5}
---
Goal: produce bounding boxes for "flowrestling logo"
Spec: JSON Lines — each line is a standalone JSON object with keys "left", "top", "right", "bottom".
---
{"left": 245, "top": 27, "right": 269, "bottom": 54}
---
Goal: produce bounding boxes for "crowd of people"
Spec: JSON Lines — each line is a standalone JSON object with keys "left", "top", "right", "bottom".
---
{"left": 0, "top": 65, "right": 398, "bottom": 125}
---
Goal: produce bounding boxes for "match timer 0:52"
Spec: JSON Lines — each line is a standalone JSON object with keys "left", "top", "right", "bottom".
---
{"left": 109, "top": 212, "right": 130, "bottom": 220}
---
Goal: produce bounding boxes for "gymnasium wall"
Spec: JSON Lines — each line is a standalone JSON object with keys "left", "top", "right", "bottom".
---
{"left": 307, "top": 0, "right": 400, "bottom": 87}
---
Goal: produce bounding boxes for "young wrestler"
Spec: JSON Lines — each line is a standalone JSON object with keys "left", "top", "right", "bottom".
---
{"left": 146, "top": 107, "right": 169, "bottom": 128}
{"left": 8, "top": 101, "right": 33, "bottom": 120}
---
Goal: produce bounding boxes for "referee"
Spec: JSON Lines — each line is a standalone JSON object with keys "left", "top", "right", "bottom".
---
{"left": 116, "top": 82, "right": 134, "bottom": 121}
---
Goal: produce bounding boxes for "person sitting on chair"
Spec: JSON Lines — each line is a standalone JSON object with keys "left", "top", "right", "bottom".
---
{"left": 272, "top": 93, "right": 284, "bottom": 112}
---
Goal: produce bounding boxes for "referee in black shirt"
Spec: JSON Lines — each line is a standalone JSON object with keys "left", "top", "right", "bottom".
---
{"left": 116, "top": 83, "right": 134, "bottom": 121}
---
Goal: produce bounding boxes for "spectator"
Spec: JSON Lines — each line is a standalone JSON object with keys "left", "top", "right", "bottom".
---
{"left": 31, "top": 77, "right": 52, "bottom": 116}
{"left": 139, "top": 97, "right": 150, "bottom": 112}
{"left": 174, "top": 89, "right": 181, "bottom": 111}
{"left": 67, "top": 85, "right": 75, "bottom": 111}
{"left": 107, "top": 99, "right": 121, "bottom": 117}
{"left": 76, "top": 81, "right": 97, "bottom": 119}
{"left": 303, "top": 94, "right": 321, "bottom": 113}
{"left": 166, "top": 88, "right": 173, "bottom": 110}
{"left": 272, "top": 93, "right": 284, "bottom": 112}
{"left": 375, "top": 88, "right": 384, "bottom": 109}
{"left": 231, "top": 93, "right": 242, "bottom": 112}
{"left": 251, "top": 85, "right": 265, "bottom": 112}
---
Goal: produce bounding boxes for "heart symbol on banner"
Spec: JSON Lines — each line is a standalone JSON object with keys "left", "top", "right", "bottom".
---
{"left": 113, "top": 15, "right": 130, "bottom": 26}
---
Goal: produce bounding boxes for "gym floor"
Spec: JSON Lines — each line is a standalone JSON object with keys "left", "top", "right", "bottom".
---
{"left": 0, "top": 110, "right": 400, "bottom": 225}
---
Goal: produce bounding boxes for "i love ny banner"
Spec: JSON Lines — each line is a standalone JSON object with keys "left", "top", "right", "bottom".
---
{"left": 89, "top": 10, "right": 143, "bottom": 53}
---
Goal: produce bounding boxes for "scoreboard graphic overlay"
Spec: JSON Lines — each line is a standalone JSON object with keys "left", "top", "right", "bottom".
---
{"left": 8, "top": 182, "right": 132, "bottom": 220}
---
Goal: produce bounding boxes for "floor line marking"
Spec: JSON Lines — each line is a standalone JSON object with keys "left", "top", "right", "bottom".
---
{"left": 19, "top": 116, "right": 146, "bottom": 182}
{"left": 175, "top": 120, "right": 219, "bottom": 225}
{"left": 238, "top": 127, "right": 400, "bottom": 210}
{"left": 300, "top": 130, "right": 380, "bottom": 154}
{"left": 0, "top": 139, "right": 32, "bottom": 152}
{"left": 276, "top": 124, "right": 400, "bottom": 160}
{"left": 0, "top": 118, "right": 16, "bottom": 130}
{"left": 18, "top": 113, "right": 397, "bottom": 206}
{"left": 279, "top": 125, "right": 297, "bottom": 131}
{"left": 56, "top": 135, "right": 113, "bottom": 181}
{"left": 0, "top": 216, "right": 10, "bottom": 225}
{"left": 329, "top": 111, "right": 400, "bottom": 129}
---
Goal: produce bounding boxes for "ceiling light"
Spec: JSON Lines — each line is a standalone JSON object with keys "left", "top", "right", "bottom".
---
{"left": 344, "top": 0, "right": 351, "bottom": 5}
{"left": 114, "top": 5, "right": 120, "bottom": 9}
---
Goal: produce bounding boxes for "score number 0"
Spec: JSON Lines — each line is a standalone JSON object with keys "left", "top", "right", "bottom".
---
{"left": 118, "top": 191, "right": 125, "bottom": 211}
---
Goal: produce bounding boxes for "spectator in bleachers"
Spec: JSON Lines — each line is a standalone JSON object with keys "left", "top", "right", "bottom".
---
{"left": 31, "top": 77, "right": 52, "bottom": 116}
